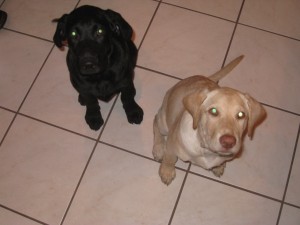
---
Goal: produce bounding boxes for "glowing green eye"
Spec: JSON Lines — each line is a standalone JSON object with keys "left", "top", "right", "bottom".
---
{"left": 97, "top": 28, "right": 103, "bottom": 35}
{"left": 237, "top": 111, "right": 245, "bottom": 119}
{"left": 71, "top": 31, "right": 77, "bottom": 37}
{"left": 209, "top": 107, "right": 218, "bottom": 116}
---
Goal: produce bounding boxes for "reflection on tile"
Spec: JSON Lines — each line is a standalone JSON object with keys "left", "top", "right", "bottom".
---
{"left": 64, "top": 143, "right": 185, "bottom": 225}
{"left": 163, "top": 0, "right": 243, "bottom": 21}
{"left": 285, "top": 135, "right": 300, "bottom": 206}
{"left": 279, "top": 204, "right": 300, "bottom": 225}
{"left": 0, "top": 115, "right": 94, "bottom": 224}
{"left": 172, "top": 173, "right": 280, "bottom": 225}
{"left": 240, "top": 0, "right": 300, "bottom": 39}
{"left": 0, "top": 208, "right": 41, "bottom": 225}
{"left": 2, "top": 0, "right": 78, "bottom": 40}
{"left": 222, "top": 25, "right": 300, "bottom": 114}
{"left": 0, "top": 109, "right": 14, "bottom": 141}
{"left": 138, "top": 4, "right": 235, "bottom": 78}
{"left": 0, "top": 30, "right": 52, "bottom": 110}
{"left": 79, "top": 0, "right": 158, "bottom": 46}
{"left": 20, "top": 48, "right": 113, "bottom": 138}
{"left": 191, "top": 106, "right": 299, "bottom": 199}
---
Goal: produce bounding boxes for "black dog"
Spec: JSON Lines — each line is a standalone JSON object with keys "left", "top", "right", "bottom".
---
{"left": 53, "top": 5, "right": 143, "bottom": 130}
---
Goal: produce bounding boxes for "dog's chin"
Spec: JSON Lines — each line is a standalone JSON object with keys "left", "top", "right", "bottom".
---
{"left": 208, "top": 148, "right": 235, "bottom": 157}
{"left": 79, "top": 66, "right": 102, "bottom": 76}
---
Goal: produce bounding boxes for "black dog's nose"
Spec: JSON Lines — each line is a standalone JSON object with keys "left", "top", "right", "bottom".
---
{"left": 79, "top": 58, "right": 101, "bottom": 75}
{"left": 83, "top": 61, "right": 96, "bottom": 71}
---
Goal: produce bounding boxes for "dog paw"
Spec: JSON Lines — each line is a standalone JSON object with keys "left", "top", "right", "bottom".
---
{"left": 85, "top": 115, "right": 104, "bottom": 131}
{"left": 124, "top": 103, "right": 144, "bottom": 124}
{"left": 152, "top": 144, "right": 164, "bottom": 162}
{"left": 211, "top": 163, "right": 226, "bottom": 177}
{"left": 159, "top": 164, "right": 176, "bottom": 185}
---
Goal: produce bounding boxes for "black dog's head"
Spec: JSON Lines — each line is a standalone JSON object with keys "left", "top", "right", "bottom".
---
{"left": 53, "top": 5, "right": 133, "bottom": 75}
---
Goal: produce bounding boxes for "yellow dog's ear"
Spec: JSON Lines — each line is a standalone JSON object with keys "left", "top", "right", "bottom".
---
{"left": 183, "top": 92, "right": 207, "bottom": 130}
{"left": 242, "top": 94, "right": 266, "bottom": 139}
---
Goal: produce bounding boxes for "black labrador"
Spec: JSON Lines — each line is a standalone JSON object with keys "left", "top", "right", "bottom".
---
{"left": 53, "top": 5, "right": 143, "bottom": 130}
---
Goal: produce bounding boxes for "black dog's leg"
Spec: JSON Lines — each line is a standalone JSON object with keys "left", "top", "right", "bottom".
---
{"left": 79, "top": 94, "right": 104, "bottom": 130}
{"left": 120, "top": 81, "right": 143, "bottom": 124}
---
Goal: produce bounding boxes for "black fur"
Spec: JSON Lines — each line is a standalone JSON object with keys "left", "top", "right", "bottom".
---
{"left": 53, "top": 5, "right": 143, "bottom": 130}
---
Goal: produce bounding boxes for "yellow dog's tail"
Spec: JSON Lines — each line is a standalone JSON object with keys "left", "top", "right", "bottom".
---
{"left": 209, "top": 55, "right": 244, "bottom": 82}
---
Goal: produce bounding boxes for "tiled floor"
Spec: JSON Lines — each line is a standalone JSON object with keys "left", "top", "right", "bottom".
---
{"left": 0, "top": 0, "right": 299, "bottom": 224}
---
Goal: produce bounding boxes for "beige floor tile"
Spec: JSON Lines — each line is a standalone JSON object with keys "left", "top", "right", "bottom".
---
{"left": 0, "top": 109, "right": 14, "bottom": 141}
{"left": 279, "top": 204, "right": 300, "bottom": 225}
{"left": 0, "top": 208, "right": 41, "bottom": 225}
{"left": 138, "top": 3, "right": 235, "bottom": 78}
{"left": 2, "top": 0, "right": 78, "bottom": 40}
{"left": 285, "top": 137, "right": 300, "bottom": 206}
{"left": 64, "top": 143, "right": 185, "bottom": 225}
{"left": 222, "top": 25, "right": 300, "bottom": 114}
{"left": 0, "top": 30, "right": 52, "bottom": 110}
{"left": 240, "top": 0, "right": 300, "bottom": 39}
{"left": 163, "top": 0, "right": 243, "bottom": 21}
{"left": 171, "top": 173, "right": 280, "bottom": 225}
{"left": 0, "top": 115, "right": 94, "bottom": 224}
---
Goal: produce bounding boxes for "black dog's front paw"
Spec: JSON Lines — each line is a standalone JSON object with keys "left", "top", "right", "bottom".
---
{"left": 124, "top": 102, "right": 143, "bottom": 124}
{"left": 85, "top": 114, "right": 104, "bottom": 130}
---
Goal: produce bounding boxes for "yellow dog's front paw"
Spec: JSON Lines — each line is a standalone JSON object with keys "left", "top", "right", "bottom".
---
{"left": 211, "top": 163, "right": 226, "bottom": 177}
{"left": 159, "top": 164, "right": 176, "bottom": 185}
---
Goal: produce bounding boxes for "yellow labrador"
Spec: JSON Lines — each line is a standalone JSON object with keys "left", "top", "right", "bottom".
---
{"left": 153, "top": 56, "right": 266, "bottom": 185}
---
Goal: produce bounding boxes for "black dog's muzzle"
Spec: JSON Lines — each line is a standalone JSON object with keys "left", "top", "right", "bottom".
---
{"left": 79, "top": 53, "right": 101, "bottom": 75}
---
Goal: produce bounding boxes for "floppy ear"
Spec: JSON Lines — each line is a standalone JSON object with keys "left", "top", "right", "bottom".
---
{"left": 183, "top": 92, "right": 207, "bottom": 130}
{"left": 242, "top": 94, "right": 266, "bottom": 139}
{"left": 104, "top": 9, "right": 133, "bottom": 40}
{"left": 52, "top": 14, "right": 68, "bottom": 48}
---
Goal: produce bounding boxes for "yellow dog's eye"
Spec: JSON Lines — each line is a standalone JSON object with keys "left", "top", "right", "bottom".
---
{"left": 209, "top": 107, "right": 218, "bottom": 116}
{"left": 237, "top": 111, "right": 245, "bottom": 119}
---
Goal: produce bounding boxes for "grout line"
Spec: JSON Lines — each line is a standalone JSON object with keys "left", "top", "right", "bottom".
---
{"left": 136, "top": 65, "right": 182, "bottom": 81}
{"left": 0, "top": 204, "right": 49, "bottom": 225}
{"left": 17, "top": 113, "right": 98, "bottom": 142}
{"left": 0, "top": 0, "right": 5, "bottom": 8}
{"left": 261, "top": 103, "right": 300, "bottom": 117}
{"left": 284, "top": 202, "right": 300, "bottom": 210}
{"left": 160, "top": 1, "right": 235, "bottom": 23}
{"left": 189, "top": 170, "right": 283, "bottom": 204}
{"left": 239, "top": 23, "right": 300, "bottom": 42}
{"left": 2, "top": 28, "right": 53, "bottom": 43}
{"left": 221, "top": 0, "right": 245, "bottom": 68}
{"left": 276, "top": 123, "right": 300, "bottom": 225}
{"left": 137, "top": 0, "right": 162, "bottom": 51}
{"left": 99, "top": 141, "right": 189, "bottom": 173}
{"left": 168, "top": 163, "right": 191, "bottom": 225}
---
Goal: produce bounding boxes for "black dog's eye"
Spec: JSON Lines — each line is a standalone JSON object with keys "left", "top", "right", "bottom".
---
{"left": 96, "top": 28, "right": 103, "bottom": 36}
{"left": 70, "top": 30, "right": 79, "bottom": 39}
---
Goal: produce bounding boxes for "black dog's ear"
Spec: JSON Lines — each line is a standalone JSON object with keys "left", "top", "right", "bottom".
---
{"left": 104, "top": 9, "right": 133, "bottom": 40}
{"left": 52, "top": 14, "right": 68, "bottom": 48}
